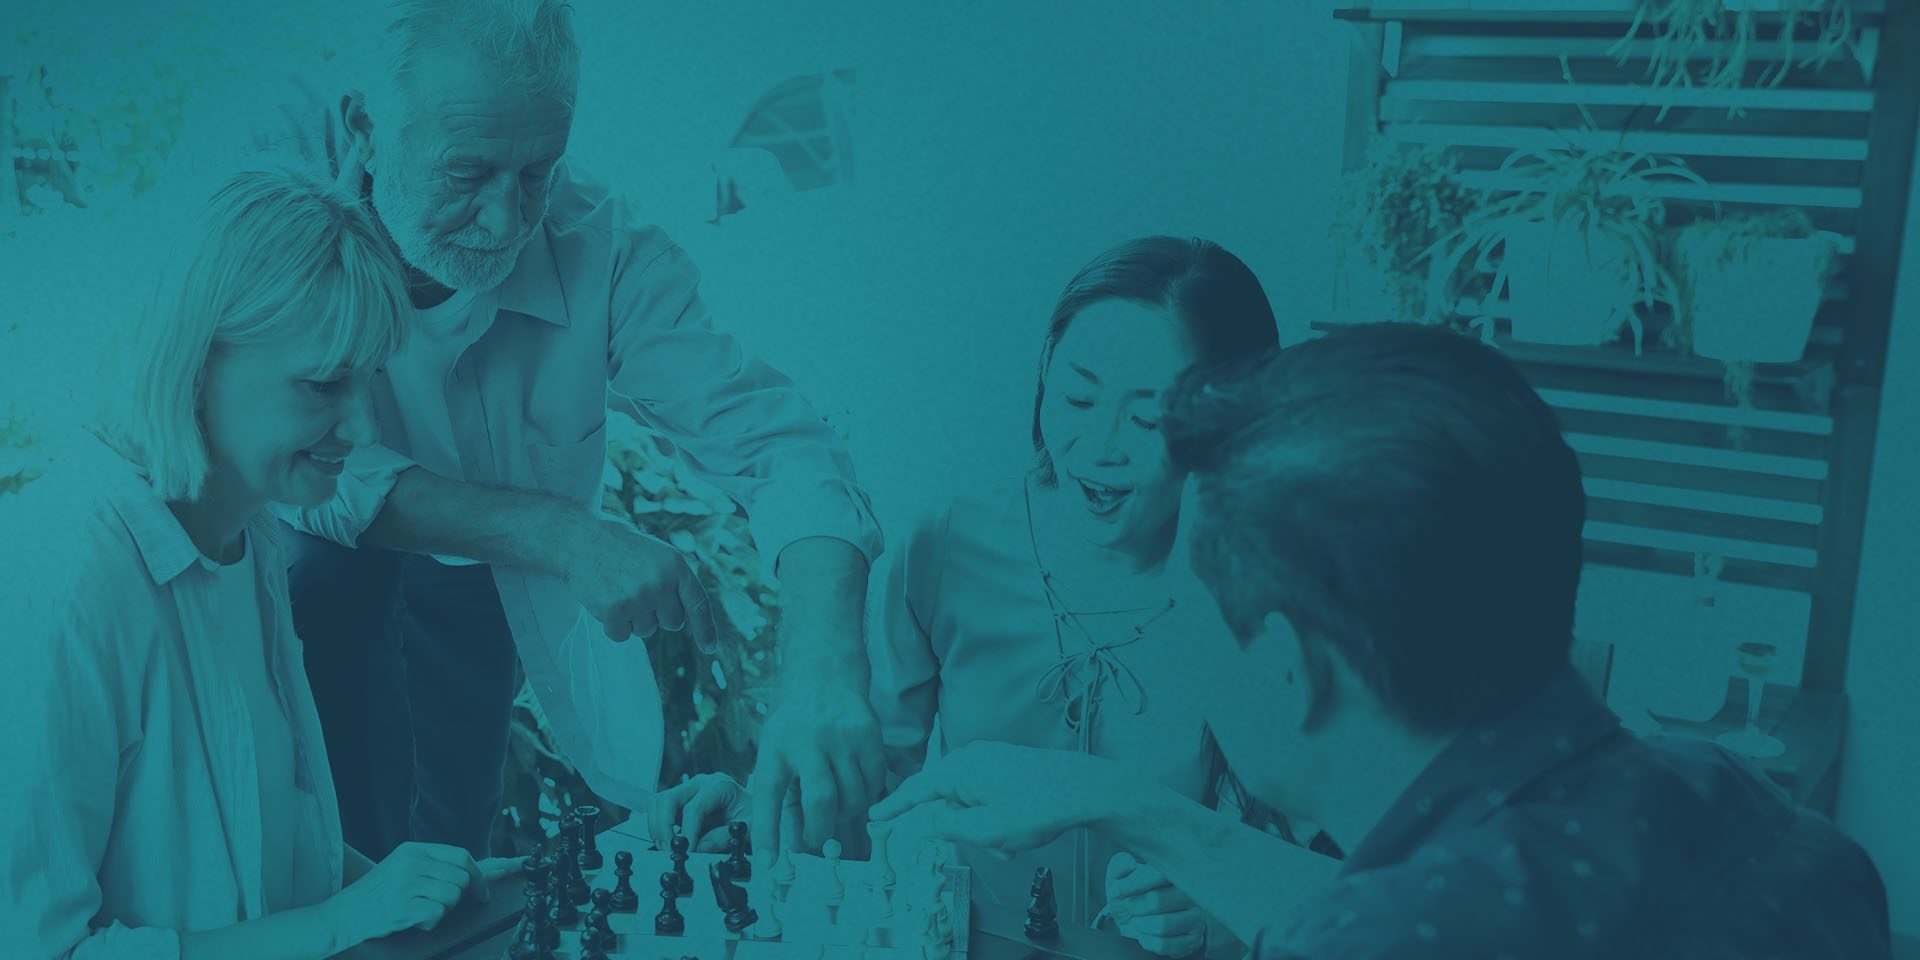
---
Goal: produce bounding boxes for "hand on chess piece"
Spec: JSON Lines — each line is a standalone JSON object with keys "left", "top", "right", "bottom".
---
{"left": 322, "top": 842, "right": 487, "bottom": 943}
{"left": 750, "top": 609, "right": 887, "bottom": 853}
{"left": 869, "top": 742, "right": 1134, "bottom": 858}
{"left": 648, "top": 772, "right": 749, "bottom": 852}
{"left": 1105, "top": 851, "right": 1207, "bottom": 958}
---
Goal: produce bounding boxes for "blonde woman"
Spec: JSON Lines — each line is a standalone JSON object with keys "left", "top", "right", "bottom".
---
{"left": 0, "top": 166, "right": 518, "bottom": 959}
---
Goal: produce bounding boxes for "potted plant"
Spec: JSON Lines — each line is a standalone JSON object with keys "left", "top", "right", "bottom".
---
{"left": 1428, "top": 144, "right": 1704, "bottom": 350}
{"left": 1615, "top": 0, "right": 1858, "bottom": 115}
{"left": 1330, "top": 139, "right": 1480, "bottom": 325}
{"left": 1672, "top": 208, "right": 1842, "bottom": 364}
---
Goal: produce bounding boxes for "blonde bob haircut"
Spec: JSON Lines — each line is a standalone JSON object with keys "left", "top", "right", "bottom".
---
{"left": 102, "top": 165, "right": 410, "bottom": 502}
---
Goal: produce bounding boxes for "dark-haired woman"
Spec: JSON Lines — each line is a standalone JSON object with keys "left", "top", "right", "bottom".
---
{"left": 865, "top": 236, "right": 1292, "bottom": 957}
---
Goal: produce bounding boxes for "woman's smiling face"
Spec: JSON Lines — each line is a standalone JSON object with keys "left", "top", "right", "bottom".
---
{"left": 1036, "top": 298, "right": 1195, "bottom": 554}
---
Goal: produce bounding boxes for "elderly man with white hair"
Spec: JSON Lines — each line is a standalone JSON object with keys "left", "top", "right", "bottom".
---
{"left": 268, "top": 0, "right": 884, "bottom": 863}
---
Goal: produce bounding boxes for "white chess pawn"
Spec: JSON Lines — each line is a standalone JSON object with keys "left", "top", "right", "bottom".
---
{"left": 823, "top": 838, "right": 846, "bottom": 902}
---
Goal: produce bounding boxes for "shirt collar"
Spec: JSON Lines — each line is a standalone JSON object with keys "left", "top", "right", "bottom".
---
{"left": 1339, "top": 665, "right": 1622, "bottom": 874}
{"left": 492, "top": 224, "right": 571, "bottom": 327}
{"left": 89, "top": 439, "right": 278, "bottom": 588}
{"left": 101, "top": 473, "right": 208, "bottom": 588}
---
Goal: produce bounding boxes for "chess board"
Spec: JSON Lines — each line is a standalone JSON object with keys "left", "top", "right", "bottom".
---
{"left": 510, "top": 823, "right": 972, "bottom": 959}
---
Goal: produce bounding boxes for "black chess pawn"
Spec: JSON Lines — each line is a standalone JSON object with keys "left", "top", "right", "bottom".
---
{"left": 669, "top": 827, "right": 695, "bottom": 896}
{"left": 579, "top": 924, "right": 609, "bottom": 960}
{"left": 587, "top": 908, "right": 615, "bottom": 952}
{"left": 655, "top": 872, "right": 687, "bottom": 936}
{"left": 508, "top": 919, "right": 544, "bottom": 960}
{"left": 1024, "top": 866, "right": 1060, "bottom": 941}
{"left": 575, "top": 804, "right": 604, "bottom": 870}
{"left": 607, "top": 850, "right": 640, "bottom": 912}
{"left": 711, "top": 860, "right": 758, "bottom": 935}
{"left": 723, "top": 820, "right": 752, "bottom": 881}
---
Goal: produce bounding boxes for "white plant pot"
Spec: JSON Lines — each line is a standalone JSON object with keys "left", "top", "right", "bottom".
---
{"left": 1503, "top": 220, "right": 1643, "bottom": 347}
{"left": 1679, "top": 235, "right": 1837, "bottom": 364}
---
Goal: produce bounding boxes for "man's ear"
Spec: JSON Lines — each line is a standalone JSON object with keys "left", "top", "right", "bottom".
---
{"left": 340, "top": 91, "right": 376, "bottom": 167}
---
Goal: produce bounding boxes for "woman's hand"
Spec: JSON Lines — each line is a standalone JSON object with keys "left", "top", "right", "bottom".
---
{"left": 322, "top": 842, "right": 484, "bottom": 945}
{"left": 648, "top": 772, "right": 750, "bottom": 852}
{"left": 1106, "top": 851, "right": 1208, "bottom": 958}
{"left": 868, "top": 742, "right": 1137, "bottom": 858}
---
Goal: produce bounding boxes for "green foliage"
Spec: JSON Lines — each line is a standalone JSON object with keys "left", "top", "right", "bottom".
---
{"left": 6, "top": 8, "right": 338, "bottom": 215}
{"left": 1429, "top": 143, "right": 1704, "bottom": 346}
{"left": 492, "top": 411, "right": 781, "bottom": 852}
{"left": 1330, "top": 139, "right": 1480, "bottom": 325}
{"left": 0, "top": 414, "right": 47, "bottom": 497}
{"left": 1616, "top": 0, "right": 1858, "bottom": 115}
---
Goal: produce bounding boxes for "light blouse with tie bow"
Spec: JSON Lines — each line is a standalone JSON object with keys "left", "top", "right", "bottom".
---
{"left": 867, "top": 476, "right": 1223, "bottom": 936}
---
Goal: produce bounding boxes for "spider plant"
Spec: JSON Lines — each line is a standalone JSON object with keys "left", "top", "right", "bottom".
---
{"left": 1425, "top": 142, "right": 1707, "bottom": 351}
{"left": 1614, "top": 0, "right": 1859, "bottom": 118}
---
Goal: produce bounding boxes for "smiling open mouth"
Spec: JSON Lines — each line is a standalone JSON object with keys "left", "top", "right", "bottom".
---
{"left": 1077, "top": 478, "right": 1132, "bottom": 515}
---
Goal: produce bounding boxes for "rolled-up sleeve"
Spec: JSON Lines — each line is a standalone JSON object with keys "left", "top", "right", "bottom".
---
{"left": 604, "top": 237, "right": 883, "bottom": 580}
{"left": 270, "top": 443, "right": 416, "bottom": 549}
{"left": 865, "top": 509, "right": 947, "bottom": 791}
{"left": 0, "top": 600, "right": 181, "bottom": 960}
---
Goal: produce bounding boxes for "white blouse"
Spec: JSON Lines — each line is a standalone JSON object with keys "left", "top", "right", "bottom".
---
{"left": 0, "top": 436, "right": 344, "bottom": 959}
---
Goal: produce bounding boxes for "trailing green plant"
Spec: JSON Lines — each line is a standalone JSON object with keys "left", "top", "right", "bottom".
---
{"left": 492, "top": 410, "right": 782, "bottom": 853}
{"left": 1330, "top": 139, "right": 1482, "bottom": 325}
{"left": 1672, "top": 207, "right": 1832, "bottom": 274}
{"left": 1426, "top": 142, "right": 1705, "bottom": 350}
{"left": 0, "top": 415, "right": 46, "bottom": 497}
{"left": 1614, "top": 0, "right": 1858, "bottom": 117}
{"left": 1670, "top": 208, "right": 1838, "bottom": 423}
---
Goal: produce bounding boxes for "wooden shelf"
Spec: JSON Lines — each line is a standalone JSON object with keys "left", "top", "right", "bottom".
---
{"left": 1336, "top": 0, "right": 1887, "bottom": 25}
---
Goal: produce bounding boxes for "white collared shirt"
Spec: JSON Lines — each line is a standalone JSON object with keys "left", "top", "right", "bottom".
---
{"left": 0, "top": 436, "right": 344, "bottom": 960}
{"left": 264, "top": 104, "right": 885, "bottom": 809}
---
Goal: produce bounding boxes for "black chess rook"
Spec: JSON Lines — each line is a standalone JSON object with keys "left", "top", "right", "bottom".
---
{"left": 575, "top": 804, "right": 604, "bottom": 870}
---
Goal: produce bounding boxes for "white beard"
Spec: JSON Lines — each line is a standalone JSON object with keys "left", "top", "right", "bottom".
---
{"left": 369, "top": 158, "right": 545, "bottom": 293}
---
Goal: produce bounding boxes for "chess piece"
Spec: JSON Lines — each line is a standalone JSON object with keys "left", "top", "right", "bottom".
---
{"left": 822, "top": 838, "right": 845, "bottom": 900}
{"left": 508, "top": 918, "right": 544, "bottom": 960}
{"left": 745, "top": 850, "right": 783, "bottom": 939}
{"left": 724, "top": 820, "right": 752, "bottom": 881}
{"left": 585, "top": 908, "right": 614, "bottom": 954}
{"left": 669, "top": 825, "right": 695, "bottom": 896}
{"left": 773, "top": 847, "right": 798, "bottom": 890}
{"left": 575, "top": 804, "right": 604, "bottom": 870}
{"left": 868, "top": 821, "right": 896, "bottom": 883}
{"left": 607, "top": 850, "right": 640, "bottom": 912}
{"left": 711, "top": 860, "right": 759, "bottom": 934}
{"left": 547, "top": 899, "right": 572, "bottom": 941}
{"left": 925, "top": 898, "right": 956, "bottom": 960}
{"left": 561, "top": 844, "right": 591, "bottom": 906}
{"left": 1024, "top": 866, "right": 1059, "bottom": 941}
{"left": 590, "top": 889, "right": 611, "bottom": 917}
{"left": 655, "top": 872, "right": 687, "bottom": 935}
